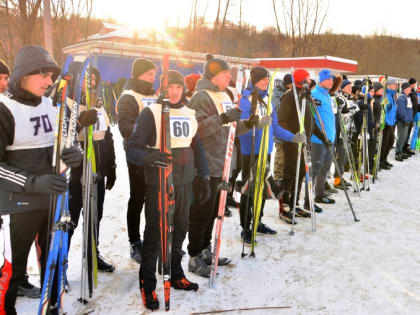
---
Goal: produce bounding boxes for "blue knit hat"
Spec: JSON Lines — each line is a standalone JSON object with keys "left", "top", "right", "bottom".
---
{"left": 319, "top": 69, "right": 333, "bottom": 83}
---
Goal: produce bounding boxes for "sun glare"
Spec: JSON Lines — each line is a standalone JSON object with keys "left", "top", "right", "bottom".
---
{"left": 111, "top": 0, "right": 188, "bottom": 35}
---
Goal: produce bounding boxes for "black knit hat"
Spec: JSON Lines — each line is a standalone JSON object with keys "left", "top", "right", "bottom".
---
{"left": 203, "top": 54, "right": 229, "bottom": 79}
{"left": 341, "top": 79, "right": 351, "bottom": 90}
{"left": 408, "top": 77, "right": 416, "bottom": 85}
{"left": 283, "top": 73, "right": 292, "bottom": 86}
{"left": 132, "top": 58, "right": 156, "bottom": 79}
{"left": 167, "top": 70, "right": 184, "bottom": 86}
{"left": 402, "top": 82, "right": 411, "bottom": 91}
{"left": 0, "top": 59, "right": 10, "bottom": 76}
{"left": 373, "top": 82, "right": 383, "bottom": 92}
{"left": 250, "top": 66, "right": 270, "bottom": 85}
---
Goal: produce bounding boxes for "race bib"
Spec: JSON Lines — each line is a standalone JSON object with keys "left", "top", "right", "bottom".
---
{"left": 170, "top": 117, "right": 192, "bottom": 138}
{"left": 407, "top": 98, "right": 413, "bottom": 109}
{"left": 222, "top": 101, "right": 234, "bottom": 112}
{"left": 142, "top": 97, "right": 157, "bottom": 108}
{"left": 94, "top": 111, "right": 108, "bottom": 133}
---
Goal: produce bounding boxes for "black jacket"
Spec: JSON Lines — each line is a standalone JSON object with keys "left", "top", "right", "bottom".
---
{"left": 126, "top": 102, "right": 209, "bottom": 186}
{"left": 117, "top": 79, "right": 155, "bottom": 141}
{"left": 277, "top": 88, "right": 326, "bottom": 143}
{"left": 67, "top": 64, "right": 116, "bottom": 180}
{"left": 354, "top": 96, "right": 375, "bottom": 138}
{"left": 0, "top": 45, "right": 60, "bottom": 214}
{"left": 372, "top": 95, "right": 383, "bottom": 126}
{"left": 409, "top": 88, "right": 418, "bottom": 116}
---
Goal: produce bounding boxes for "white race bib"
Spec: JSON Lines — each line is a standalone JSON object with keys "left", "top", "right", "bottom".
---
{"left": 142, "top": 97, "right": 157, "bottom": 108}
{"left": 94, "top": 111, "right": 108, "bottom": 133}
{"left": 170, "top": 117, "right": 192, "bottom": 138}
{"left": 222, "top": 101, "right": 234, "bottom": 112}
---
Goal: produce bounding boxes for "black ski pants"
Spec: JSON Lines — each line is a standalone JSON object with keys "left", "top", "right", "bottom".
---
{"left": 68, "top": 175, "right": 105, "bottom": 248}
{"left": 140, "top": 183, "right": 191, "bottom": 292}
{"left": 380, "top": 125, "right": 395, "bottom": 163}
{"left": 0, "top": 209, "right": 53, "bottom": 314}
{"left": 238, "top": 154, "right": 270, "bottom": 230}
{"left": 282, "top": 141, "right": 306, "bottom": 208}
{"left": 188, "top": 177, "right": 221, "bottom": 257}
{"left": 126, "top": 161, "right": 146, "bottom": 244}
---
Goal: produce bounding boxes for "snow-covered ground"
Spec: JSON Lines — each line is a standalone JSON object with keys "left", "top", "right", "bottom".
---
{"left": 14, "top": 126, "right": 420, "bottom": 314}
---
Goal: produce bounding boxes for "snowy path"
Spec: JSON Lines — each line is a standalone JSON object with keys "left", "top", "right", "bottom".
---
{"left": 16, "top": 127, "right": 420, "bottom": 314}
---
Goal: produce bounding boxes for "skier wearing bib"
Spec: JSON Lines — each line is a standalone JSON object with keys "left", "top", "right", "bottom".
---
{"left": 126, "top": 70, "right": 210, "bottom": 310}
{"left": 187, "top": 55, "right": 259, "bottom": 278}
{"left": 67, "top": 62, "right": 116, "bottom": 272}
{"left": 117, "top": 58, "right": 157, "bottom": 264}
{"left": 0, "top": 45, "right": 82, "bottom": 315}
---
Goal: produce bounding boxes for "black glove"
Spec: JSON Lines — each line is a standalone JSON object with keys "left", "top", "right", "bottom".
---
{"left": 220, "top": 108, "right": 242, "bottom": 124}
{"left": 25, "top": 174, "right": 67, "bottom": 195}
{"left": 143, "top": 150, "right": 172, "bottom": 168}
{"left": 61, "top": 146, "right": 83, "bottom": 168}
{"left": 299, "top": 86, "right": 311, "bottom": 98}
{"left": 78, "top": 109, "right": 97, "bottom": 127}
{"left": 106, "top": 167, "right": 116, "bottom": 190}
{"left": 198, "top": 176, "right": 211, "bottom": 204}
{"left": 313, "top": 99, "right": 322, "bottom": 106}
{"left": 244, "top": 114, "right": 260, "bottom": 129}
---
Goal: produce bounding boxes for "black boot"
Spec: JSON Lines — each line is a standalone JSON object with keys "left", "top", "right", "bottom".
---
{"left": 171, "top": 277, "right": 199, "bottom": 291}
{"left": 395, "top": 153, "right": 403, "bottom": 162}
{"left": 140, "top": 279, "right": 159, "bottom": 311}
{"left": 97, "top": 255, "right": 115, "bottom": 272}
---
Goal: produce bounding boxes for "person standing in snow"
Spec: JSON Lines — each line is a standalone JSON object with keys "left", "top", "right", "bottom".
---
{"left": 237, "top": 66, "right": 304, "bottom": 243}
{"left": 187, "top": 54, "right": 258, "bottom": 278}
{"left": 126, "top": 70, "right": 210, "bottom": 311}
{"left": 117, "top": 58, "right": 157, "bottom": 264}
{"left": 395, "top": 82, "right": 414, "bottom": 161}
{"left": 278, "top": 69, "right": 326, "bottom": 224}
{"left": 66, "top": 62, "right": 116, "bottom": 273}
{"left": 379, "top": 78, "right": 398, "bottom": 169}
{"left": 0, "top": 45, "right": 82, "bottom": 315}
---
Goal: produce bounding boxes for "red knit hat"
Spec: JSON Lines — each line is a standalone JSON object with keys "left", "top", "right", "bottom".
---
{"left": 293, "top": 69, "right": 310, "bottom": 87}
{"left": 184, "top": 73, "right": 201, "bottom": 93}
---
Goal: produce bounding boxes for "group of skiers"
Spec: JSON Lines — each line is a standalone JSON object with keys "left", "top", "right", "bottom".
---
{"left": 0, "top": 45, "right": 418, "bottom": 314}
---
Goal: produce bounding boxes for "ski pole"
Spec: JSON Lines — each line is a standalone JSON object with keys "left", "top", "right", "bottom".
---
{"left": 311, "top": 103, "right": 360, "bottom": 222}
{"left": 241, "top": 89, "right": 257, "bottom": 257}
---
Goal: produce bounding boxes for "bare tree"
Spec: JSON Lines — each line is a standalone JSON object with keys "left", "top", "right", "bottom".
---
{"left": 213, "top": 0, "right": 222, "bottom": 34}
{"left": 281, "top": 0, "right": 329, "bottom": 56}
{"left": 272, "top": 0, "right": 281, "bottom": 37}
{"left": 218, "top": 0, "right": 231, "bottom": 51}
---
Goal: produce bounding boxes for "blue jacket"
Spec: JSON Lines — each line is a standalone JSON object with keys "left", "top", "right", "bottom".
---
{"left": 396, "top": 93, "right": 413, "bottom": 123}
{"left": 310, "top": 85, "right": 336, "bottom": 144}
{"left": 385, "top": 89, "right": 397, "bottom": 126}
{"left": 239, "top": 86, "right": 294, "bottom": 155}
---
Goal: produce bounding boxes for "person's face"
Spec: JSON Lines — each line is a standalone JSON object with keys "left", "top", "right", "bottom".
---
{"left": 20, "top": 72, "right": 53, "bottom": 97}
{"left": 211, "top": 70, "right": 231, "bottom": 91}
{"left": 375, "top": 88, "right": 384, "bottom": 96}
{"left": 368, "top": 89, "right": 374, "bottom": 97}
{"left": 138, "top": 69, "right": 156, "bottom": 84}
{"left": 0, "top": 74, "right": 9, "bottom": 93}
{"left": 255, "top": 77, "right": 269, "bottom": 91}
{"left": 320, "top": 77, "right": 333, "bottom": 90}
{"left": 342, "top": 84, "right": 352, "bottom": 95}
{"left": 388, "top": 83, "right": 397, "bottom": 90}
{"left": 168, "top": 84, "right": 183, "bottom": 104}
{"left": 410, "top": 83, "right": 416, "bottom": 89}
{"left": 404, "top": 87, "right": 411, "bottom": 95}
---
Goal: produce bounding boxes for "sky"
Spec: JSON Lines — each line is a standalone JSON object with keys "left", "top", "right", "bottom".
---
{"left": 94, "top": 0, "right": 420, "bottom": 39}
